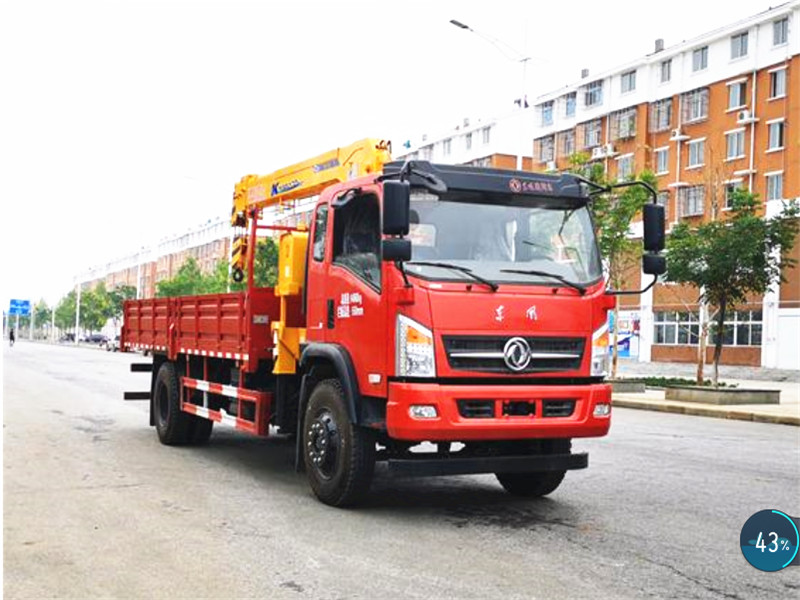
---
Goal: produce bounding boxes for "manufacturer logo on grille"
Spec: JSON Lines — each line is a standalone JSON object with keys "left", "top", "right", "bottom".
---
{"left": 503, "top": 337, "right": 531, "bottom": 372}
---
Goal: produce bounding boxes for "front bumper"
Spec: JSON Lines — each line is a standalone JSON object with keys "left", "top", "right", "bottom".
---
{"left": 386, "top": 381, "right": 612, "bottom": 442}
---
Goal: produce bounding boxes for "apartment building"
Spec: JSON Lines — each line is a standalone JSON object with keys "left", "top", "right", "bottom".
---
{"left": 396, "top": 113, "right": 533, "bottom": 170}
{"left": 81, "top": 217, "right": 231, "bottom": 299}
{"left": 529, "top": 2, "right": 799, "bottom": 368}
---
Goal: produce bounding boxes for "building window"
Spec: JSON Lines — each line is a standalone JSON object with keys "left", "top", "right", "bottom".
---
{"left": 616, "top": 155, "right": 633, "bottom": 181}
{"left": 420, "top": 145, "right": 432, "bottom": 160}
{"left": 610, "top": 107, "right": 637, "bottom": 140}
{"left": 649, "top": 98, "right": 672, "bottom": 132}
{"left": 583, "top": 119, "right": 602, "bottom": 148}
{"left": 465, "top": 132, "right": 472, "bottom": 151}
{"left": 687, "top": 139, "right": 705, "bottom": 168}
{"left": 682, "top": 88, "right": 709, "bottom": 123}
{"left": 621, "top": 70, "right": 636, "bottom": 93}
{"left": 692, "top": 46, "right": 708, "bottom": 71}
{"left": 730, "top": 32, "right": 748, "bottom": 59}
{"left": 442, "top": 138, "right": 451, "bottom": 156}
{"left": 728, "top": 81, "right": 747, "bottom": 109}
{"left": 709, "top": 310, "right": 762, "bottom": 346}
{"left": 564, "top": 92, "right": 576, "bottom": 117}
{"left": 679, "top": 185, "right": 705, "bottom": 217}
{"left": 769, "top": 69, "right": 787, "bottom": 98}
{"left": 584, "top": 80, "right": 603, "bottom": 107}
{"left": 657, "top": 191, "right": 669, "bottom": 220}
{"left": 481, "top": 127, "right": 491, "bottom": 145}
{"left": 655, "top": 148, "right": 669, "bottom": 174}
{"left": 654, "top": 311, "right": 700, "bottom": 345}
{"left": 724, "top": 181, "right": 743, "bottom": 209}
{"left": 660, "top": 59, "right": 671, "bottom": 83}
{"left": 725, "top": 130, "right": 745, "bottom": 160}
{"left": 561, "top": 130, "right": 575, "bottom": 157}
{"left": 766, "top": 173, "right": 784, "bottom": 201}
{"left": 541, "top": 101, "right": 554, "bottom": 126}
{"left": 768, "top": 121, "right": 785, "bottom": 150}
{"left": 538, "top": 136, "right": 555, "bottom": 162}
{"left": 774, "top": 17, "right": 789, "bottom": 45}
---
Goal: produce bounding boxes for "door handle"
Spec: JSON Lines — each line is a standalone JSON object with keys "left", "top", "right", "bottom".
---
{"left": 327, "top": 299, "right": 335, "bottom": 329}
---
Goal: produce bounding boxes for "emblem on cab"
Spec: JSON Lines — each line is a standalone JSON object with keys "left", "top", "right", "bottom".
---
{"left": 503, "top": 337, "right": 531, "bottom": 372}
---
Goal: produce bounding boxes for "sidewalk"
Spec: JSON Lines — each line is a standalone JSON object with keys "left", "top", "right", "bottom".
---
{"left": 611, "top": 358, "right": 800, "bottom": 426}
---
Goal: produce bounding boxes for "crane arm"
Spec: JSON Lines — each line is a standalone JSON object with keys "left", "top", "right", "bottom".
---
{"left": 230, "top": 138, "right": 392, "bottom": 278}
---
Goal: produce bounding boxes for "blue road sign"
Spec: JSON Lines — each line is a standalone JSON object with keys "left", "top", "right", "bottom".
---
{"left": 9, "top": 299, "right": 31, "bottom": 316}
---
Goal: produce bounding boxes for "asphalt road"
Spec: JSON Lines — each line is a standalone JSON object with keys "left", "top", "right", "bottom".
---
{"left": 4, "top": 341, "right": 800, "bottom": 599}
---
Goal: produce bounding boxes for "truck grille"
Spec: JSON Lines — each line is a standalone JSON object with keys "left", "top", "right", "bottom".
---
{"left": 442, "top": 335, "right": 584, "bottom": 374}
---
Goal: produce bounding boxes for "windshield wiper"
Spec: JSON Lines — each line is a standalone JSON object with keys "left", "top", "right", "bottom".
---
{"left": 499, "top": 268, "right": 586, "bottom": 295}
{"left": 406, "top": 261, "right": 499, "bottom": 292}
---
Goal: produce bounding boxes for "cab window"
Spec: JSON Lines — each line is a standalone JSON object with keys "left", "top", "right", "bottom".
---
{"left": 312, "top": 204, "right": 329, "bottom": 262}
{"left": 332, "top": 194, "right": 380, "bottom": 288}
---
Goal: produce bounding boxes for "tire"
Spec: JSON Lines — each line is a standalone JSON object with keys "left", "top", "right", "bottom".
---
{"left": 495, "top": 439, "right": 571, "bottom": 498}
{"left": 153, "top": 362, "right": 210, "bottom": 446}
{"left": 303, "top": 379, "right": 375, "bottom": 507}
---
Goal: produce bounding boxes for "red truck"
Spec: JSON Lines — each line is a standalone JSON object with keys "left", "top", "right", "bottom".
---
{"left": 123, "top": 139, "right": 665, "bottom": 506}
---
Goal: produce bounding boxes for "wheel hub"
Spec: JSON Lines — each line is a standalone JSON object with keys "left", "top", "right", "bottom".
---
{"left": 307, "top": 413, "right": 338, "bottom": 475}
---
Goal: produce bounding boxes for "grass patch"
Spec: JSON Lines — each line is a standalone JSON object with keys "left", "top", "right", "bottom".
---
{"left": 628, "top": 376, "right": 738, "bottom": 388}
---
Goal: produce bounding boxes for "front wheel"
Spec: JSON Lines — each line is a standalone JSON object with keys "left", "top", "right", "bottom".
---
{"left": 495, "top": 439, "right": 571, "bottom": 497}
{"left": 303, "top": 379, "right": 375, "bottom": 507}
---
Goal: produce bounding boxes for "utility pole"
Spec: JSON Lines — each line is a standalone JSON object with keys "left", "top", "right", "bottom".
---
{"left": 450, "top": 19, "right": 532, "bottom": 170}
{"left": 75, "top": 281, "right": 81, "bottom": 345}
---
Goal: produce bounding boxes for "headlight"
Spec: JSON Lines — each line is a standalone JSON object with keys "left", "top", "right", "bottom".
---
{"left": 396, "top": 315, "right": 436, "bottom": 377}
{"left": 591, "top": 322, "right": 609, "bottom": 377}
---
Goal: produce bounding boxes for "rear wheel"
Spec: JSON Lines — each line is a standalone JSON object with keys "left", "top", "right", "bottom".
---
{"left": 303, "top": 379, "right": 375, "bottom": 507}
{"left": 153, "top": 362, "right": 212, "bottom": 446}
{"left": 495, "top": 439, "right": 571, "bottom": 497}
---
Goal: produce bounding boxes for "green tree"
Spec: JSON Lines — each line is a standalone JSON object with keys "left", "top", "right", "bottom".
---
{"left": 108, "top": 284, "right": 137, "bottom": 331}
{"left": 666, "top": 190, "right": 799, "bottom": 385}
{"left": 80, "top": 282, "right": 111, "bottom": 332}
{"left": 230, "top": 238, "right": 279, "bottom": 290}
{"left": 156, "top": 257, "right": 207, "bottom": 298}
{"left": 55, "top": 291, "right": 77, "bottom": 331}
{"left": 568, "top": 152, "right": 656, "bottom": 378}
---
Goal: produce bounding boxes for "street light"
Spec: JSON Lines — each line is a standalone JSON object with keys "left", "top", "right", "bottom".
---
{"left": 450, "top": 18, "right": 531, "bottom": 170}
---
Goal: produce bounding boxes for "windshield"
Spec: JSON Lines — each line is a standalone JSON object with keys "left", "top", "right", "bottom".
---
{"left": 405, "top": 191, "right": 602, "bottom": 287}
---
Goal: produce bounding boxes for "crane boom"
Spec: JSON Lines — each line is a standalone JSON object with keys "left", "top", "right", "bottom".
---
{"left": 230, "top": 138, "right": 392, "bottom": 277}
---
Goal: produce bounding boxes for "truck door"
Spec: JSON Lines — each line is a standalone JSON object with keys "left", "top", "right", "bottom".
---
{"left": 326, "top": 190, "right": 387, "bottom": 397}
{"left": 305, "top": 202, "right": 330, "bottom": 342}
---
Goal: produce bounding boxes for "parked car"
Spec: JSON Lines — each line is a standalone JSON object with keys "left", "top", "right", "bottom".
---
{"left": 59, "top": 333, "right": 75, "bottom": 343}
{"left": 84, "top": 333, "right": 109, "bottom": 344}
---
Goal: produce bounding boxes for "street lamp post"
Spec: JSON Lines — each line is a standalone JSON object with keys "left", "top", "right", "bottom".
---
{"left": 450, "top": 19, "right": 531, "bottom": 171}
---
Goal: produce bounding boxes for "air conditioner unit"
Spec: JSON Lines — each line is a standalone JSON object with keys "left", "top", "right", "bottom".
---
{"left": 737, "top": 109, "right": 756, "bottom": 124}
{"left": 604, "top": 143, "right": 617, "bottom": 156}
{"left": 670, "top": 128, "right": 687, "bottom": 140}
{"left": 545, "top": 160, "right": 557, "bottom": 172}
{"left": 590, "top": 146, "right": 606, "bottom": 160}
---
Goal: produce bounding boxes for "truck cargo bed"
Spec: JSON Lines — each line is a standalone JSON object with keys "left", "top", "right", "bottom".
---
{"left": 122, "top": 289, "right": 280, "bottom": 370}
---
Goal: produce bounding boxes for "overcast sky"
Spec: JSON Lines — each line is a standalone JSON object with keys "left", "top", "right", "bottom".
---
{"left": 0, "top": 0, "right": 770, "bottom": 309}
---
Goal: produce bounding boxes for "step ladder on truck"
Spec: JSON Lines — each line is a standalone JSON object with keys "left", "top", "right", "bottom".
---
{"left": 122, "top": 138, "right": 667, "bottom": 507}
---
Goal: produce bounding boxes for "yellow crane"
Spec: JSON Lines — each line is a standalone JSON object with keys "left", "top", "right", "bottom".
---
{"left": 229, "top": 138, "right": 392, "bottom": 280}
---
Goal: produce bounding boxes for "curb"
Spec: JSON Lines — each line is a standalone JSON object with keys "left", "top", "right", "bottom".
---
{"left": 613, "top": 397, "right": 800, "bottom": 426}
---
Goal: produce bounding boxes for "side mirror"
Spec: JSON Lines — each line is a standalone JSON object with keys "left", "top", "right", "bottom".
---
{"left": 643, "top": 254, "right": 666, "bottom": 276}
{"left": 643, "top": 204, "right": 665, "bottom": 252}
{"left": 382, "top": 239, "right": 412, "bottom": 262}
{"left": 383, "top": 180, "right": 410, "bottom": 236}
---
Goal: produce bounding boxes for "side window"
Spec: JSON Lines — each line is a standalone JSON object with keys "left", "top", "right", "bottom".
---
{"left": 312, "top": 204, "right": 328, "bottom": 262}
{"left": 332, "top": 194, "right": 381, "bottom": 288}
